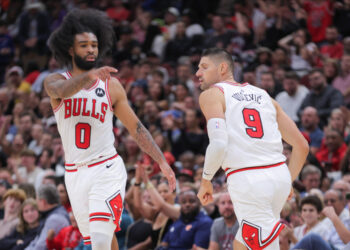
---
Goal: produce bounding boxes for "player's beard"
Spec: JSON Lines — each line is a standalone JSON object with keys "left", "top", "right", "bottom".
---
{"left": 74, "top": 54, "right": 97, "bottom": 70}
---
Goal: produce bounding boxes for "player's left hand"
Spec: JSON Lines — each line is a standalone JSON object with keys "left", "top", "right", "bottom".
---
{"left": 159, "top": 161, "right": 176, "bottom": 191}
{"left": 197, "top": 179, "right": 214, "bottom": 205}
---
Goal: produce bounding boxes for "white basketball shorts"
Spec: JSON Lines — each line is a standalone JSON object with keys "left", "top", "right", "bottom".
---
{"left": 64, "top": 153, "right": 127, "bottom": 245}
{"left": 226, "top": 162, "right": 291, "bottom": 250}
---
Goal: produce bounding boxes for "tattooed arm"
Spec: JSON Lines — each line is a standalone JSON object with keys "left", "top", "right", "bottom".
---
{"left": 44, "top": 66, "right": 118, "bottom": 100}
{"left": 110, "top": 77, "right": 176, "bottom": 190}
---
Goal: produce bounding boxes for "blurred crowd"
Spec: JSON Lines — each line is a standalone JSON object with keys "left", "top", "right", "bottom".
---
{"left": 1, "top": 0, "right": 350, "bottom": 249}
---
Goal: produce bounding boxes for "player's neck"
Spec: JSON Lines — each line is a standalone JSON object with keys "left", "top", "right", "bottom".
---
{"left": 70, "top": 65, "right": 88, "bottom": 77}
{"left": 220, "top": 77, "right": 238, "bottom": 84}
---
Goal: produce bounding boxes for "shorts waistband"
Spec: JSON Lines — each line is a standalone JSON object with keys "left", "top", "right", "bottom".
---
{"left": 225, "top": 162, "right": 285, "bottom": 178}
{"left": 65, "top": 153, "right": 119, "bottom": 172}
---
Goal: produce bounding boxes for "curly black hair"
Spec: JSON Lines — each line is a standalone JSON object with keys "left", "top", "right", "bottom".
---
{"left": 48, "top": 9, "right": 115, "bottom": 68}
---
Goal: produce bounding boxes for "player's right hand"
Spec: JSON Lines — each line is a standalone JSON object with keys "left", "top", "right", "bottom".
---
{"left": 197, "top": 179, "right": 214, "bottom": 206}
{"left": 159, "top": 161, "right": 176, "bottom": 191}
{"left": 87, "top": 66, "right": 118, "bottom": 82}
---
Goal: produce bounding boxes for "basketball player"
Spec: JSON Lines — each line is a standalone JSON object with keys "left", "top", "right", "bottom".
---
{"left": 44, "top": 9, "right": 176, "bottom": 250}
{"left": 196, "top": 48, "right": 309, "bottom": 250}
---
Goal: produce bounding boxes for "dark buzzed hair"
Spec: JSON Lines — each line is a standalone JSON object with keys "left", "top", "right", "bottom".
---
{"left": 202, "top": 48, "right": 234, "bottom": 74}
{"left": 300, "top": 195, "right": 323, "bottom": 213}
{"left": 48, "top": 8, "right": 115, "bottom": 67}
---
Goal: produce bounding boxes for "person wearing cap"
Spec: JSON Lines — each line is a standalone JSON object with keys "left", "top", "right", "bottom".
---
{"left": 0, "top": 188, "right": 26, "bottom": 240}
{"left": 5, "top": 66, "right": 31, "bottom": 101}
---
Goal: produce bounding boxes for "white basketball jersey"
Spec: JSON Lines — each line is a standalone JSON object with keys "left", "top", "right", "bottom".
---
{"left": 215, "top": 82, "right": 286, "bottom": 170}
{"left": 54, "top": 72, "right": 116, "bottom": 164}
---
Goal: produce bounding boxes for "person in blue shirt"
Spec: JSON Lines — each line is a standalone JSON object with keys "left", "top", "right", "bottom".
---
{"left": 160, "top": 189, "right": 212, "bottom": 250}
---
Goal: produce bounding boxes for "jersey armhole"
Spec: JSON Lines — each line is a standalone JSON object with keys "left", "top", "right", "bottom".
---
{"left": 211, "top": 85, "right": 224, "bottom": 94}
{"left": 105, "top": 78, "right": 114, "bottom": 112}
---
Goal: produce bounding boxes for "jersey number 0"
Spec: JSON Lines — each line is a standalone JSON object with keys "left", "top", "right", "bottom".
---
{"left": 75, "top": 123, "right": 91, "bottom": 149}
{"left": 242, "top": 108, "right": 264, "bottom": 139}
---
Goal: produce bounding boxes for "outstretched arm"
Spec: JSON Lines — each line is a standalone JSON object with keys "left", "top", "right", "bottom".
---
{"left": 110, "top": 78, "right": 176, "bottom": 191}
{"left": 44, "top": 66, "right": 118, "bottom": 100}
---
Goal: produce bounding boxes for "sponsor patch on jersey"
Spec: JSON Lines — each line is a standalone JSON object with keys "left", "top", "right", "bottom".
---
{"left": 95, "top": 88, "right": 105, "bottom": 97}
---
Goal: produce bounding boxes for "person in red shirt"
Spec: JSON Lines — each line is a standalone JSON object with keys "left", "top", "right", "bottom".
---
{"left": 46, "top": 212, "right": 82, "bottom": 250}
{"left": 316, "top": 128, "right": 347, "bottom": 171}
{"left": 303, "top": 0, "right": 333, "bottom": 43}
{"left": 320, "top": 26, "right": 344, "bottom": 59}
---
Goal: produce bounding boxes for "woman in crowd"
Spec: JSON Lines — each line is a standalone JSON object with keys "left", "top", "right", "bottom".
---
{"left": 0, "top": 198, "right": 41, "bottom": 250}
{"left": 133, "top": 164, "right": 180, "bottom": 249}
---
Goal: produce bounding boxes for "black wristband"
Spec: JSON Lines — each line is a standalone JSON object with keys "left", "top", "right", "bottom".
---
{"left": 134, "top": 182, "right": 141, "bottom": 186}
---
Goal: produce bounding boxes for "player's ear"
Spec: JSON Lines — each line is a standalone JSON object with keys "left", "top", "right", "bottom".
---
{"left": 219, "top": 62, "right": 228, "bottom": 75}
{"left": 69, "top": 47, "right": 73, "bottom": 57}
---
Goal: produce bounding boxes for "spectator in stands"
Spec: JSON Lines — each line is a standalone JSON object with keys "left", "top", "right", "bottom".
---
{"left": 316, "top": 128, "right": 347, "bottom": 172}
{"left": 133, "top": 164, "right": 179, "bottom": 249}
{"left": 56, "top": 182, "right": 71, "bottom": 213}
{"left": 319, "top": 189, "right": 350, "bottom": 239}
{"left": 300, "top": 106, "right": 324, "bottom": 154}
{"left": 300, "top": 165, "right": 322, "bottom": 198}
{"left": 334, "top": 0, "right": 350, "bottom": 38}
{"left": 31, "top": 56, "right": 62, "bottom": 94}
{"left": 276, "top": 71, "right": 309, "bottom": 123}
{"left": 9, "top": 149, "right": 45, "bottom": 190}
{"left": 332, "top": 180, "right": 350, "bottom": 201}
{"left": 18, "top": 2, "right": 50, "bottom": 71}
{"left": 333, "top": 54, "right": 350, "bottom": 107}
{"left": 0, "top": 189, "right": 26, "bottom": 240}
{"left": 160, "top": 189, "right": 212, "bottom": 249}
{"left": 0, "top": 198, "right": 41, "bottom": 250}
{"left": 0, "top": 20, "right": 14, "bottom": 82}
{"left": 289, "top": 195, "right": 324, "bottom": 247}
{"left": 28, "top": 123, "right": 43, "bottom": 156}
{"left": 320, "top": 26, "right": 344, "bottom": 59}
{"left": 46, "top": 212, "right": 81, "bottom": 250}
{"left": 209, "top": 192, "right": 239, "bottom": 250}
{"left": 259, "top": 71, "right": 283, "bottom": 98}
{"left": 298, "top": 69, "right": 344, "bottom": 128}
{"left": 323, "top": 58, "right": 339, "bottom": 84}
{"left": 164, "top": 21, "right": 192, "bottom": 63}
{"left": 26, "top": 184, "right": 69, "bottom": 250}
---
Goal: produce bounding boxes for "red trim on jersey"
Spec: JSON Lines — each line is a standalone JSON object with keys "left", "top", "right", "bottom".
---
{"left": 65, "top": 169, "right": 77, "bottom": 172}
{"left": 262, "top": 222, "right": 284, "bottom": 245}
{"left": 89, "top": 212, "right": 111, "bottom": 222}
{"left": 211, "top": 85, "right": 224, "bottom": 94}
{"left": 88, "top": 153, "right": 118, "bottom": 167}
{"left": 85, "top": 79, "right": 99, "bottom": 91}
{"left": 53, "top": 99, "right": 64, "bottom": 113}
{"left": 225, "top": 162, "right": 285, "bottom": 178}
{"left": 222, "top": 81, "right": 248, "bottom": 87}
{"left": 64, "top": 153, "right": 119, "bottom": 171}
{"left": 105, "top": 78, "right": 113, "bottom": 111}
{"left": 89, "top": 217, "right": 110, "bottom": 222}
{"left": 241, "top": 220, "right": 285, "bottom": 249}
{"left": 89, "top": 212, "right": 112, "bottom": 217}
{"left": 83, "top": 236, "right": 91, "bottom": 245}
{"left": 67, "top": 71, "right": 73, "bottom": 79}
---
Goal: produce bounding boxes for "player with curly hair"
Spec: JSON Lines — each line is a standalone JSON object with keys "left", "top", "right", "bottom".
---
{"left": 44, "top": 9, "right": 176, "bottom": 250}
